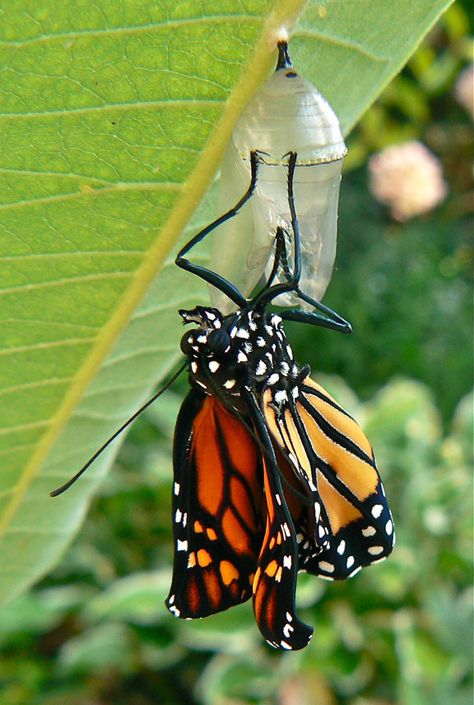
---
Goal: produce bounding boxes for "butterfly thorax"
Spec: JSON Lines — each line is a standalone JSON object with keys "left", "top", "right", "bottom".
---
{"left": 179, "top": 306, "right": 309, "bottom": 414}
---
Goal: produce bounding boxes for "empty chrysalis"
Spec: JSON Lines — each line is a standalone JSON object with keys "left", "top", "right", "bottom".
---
{"left": 210, "top": 42, "right": 347, "bottom": 312}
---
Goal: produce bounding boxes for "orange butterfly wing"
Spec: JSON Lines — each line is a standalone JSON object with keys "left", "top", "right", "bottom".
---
{"left": 166, "top": 390, "right": 264, "bottom": 618}
{"left": 263, "top": 377, "right": 394, "bottom": 580}
{"left": 240, "top": 389, "right": 313, "bottom": 650}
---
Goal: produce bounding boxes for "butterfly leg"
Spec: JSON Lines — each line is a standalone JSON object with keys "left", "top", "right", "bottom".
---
{"left": 175, "top": 151, "right": 262, "bottom": 308}
{"left": 253, "top": 153, "right": 352, "bottom": 333}
{"left": 279, "top": 304, "right": 352, "bottom": 334}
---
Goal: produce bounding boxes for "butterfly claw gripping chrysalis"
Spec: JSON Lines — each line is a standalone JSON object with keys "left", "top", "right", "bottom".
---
{"left": 165, "top": 306, "right": 395, "bottom": 650}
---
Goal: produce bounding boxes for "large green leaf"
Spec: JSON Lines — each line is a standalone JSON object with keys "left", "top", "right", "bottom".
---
{"left": 0, "top": 0, "right": 453, "bottom": 605}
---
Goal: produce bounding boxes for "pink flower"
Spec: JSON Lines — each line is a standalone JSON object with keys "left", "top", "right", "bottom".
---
{"left": 369, "top": 141, "right": 447, "bottom": 221}
{"left": 454, "top": 64, "right": 474, "bottom": 120}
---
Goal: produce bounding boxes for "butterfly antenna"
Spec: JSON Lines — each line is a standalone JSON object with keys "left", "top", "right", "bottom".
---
{"left": 50, "top": 361, "right": 188, "bottom": 497}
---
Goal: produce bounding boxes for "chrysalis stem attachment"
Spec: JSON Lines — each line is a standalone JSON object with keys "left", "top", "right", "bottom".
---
{"left": 50, "top": 361, "right": 187, "bottom": 497}
{"left": 276, "top": 40, "right": 292, "bottom": 70}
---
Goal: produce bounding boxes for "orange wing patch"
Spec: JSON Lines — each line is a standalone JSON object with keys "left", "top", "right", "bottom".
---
{"left": 251, "top": 459, "right": 313, "bottom": 650}
{"left": 262, "top": 376, "right": 395, "bottom": 581}
{"left": 166, "top": 391, "right": 264, "bottom": 619}
{"left": 297, "top": 402, "right": 378, "bottom": 501}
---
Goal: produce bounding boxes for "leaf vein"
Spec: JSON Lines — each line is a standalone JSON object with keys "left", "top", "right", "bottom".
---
{"left": 0, "top": 273, "right": 131, "bottom": 296}
{"left": 0, "top": 99, "right": 224, "bottom": 119}
{"left": 0, "top": 14, "right": 261, "bottom": 48}
{"left": 296, "top": 29, "right": 390, "bottom": 62}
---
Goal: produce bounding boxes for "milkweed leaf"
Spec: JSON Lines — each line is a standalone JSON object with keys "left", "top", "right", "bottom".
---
{"left": 0, "top": 0, "right": 453, "bottom": 605}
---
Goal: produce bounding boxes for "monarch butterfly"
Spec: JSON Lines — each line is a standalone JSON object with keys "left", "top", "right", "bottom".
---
{"left": 166, "top": 229, "right": 394, "bottom": 650}
{"left": 177, "top": 41, "right": 347, "bottom": 320}
{"left": 168, "top": 158, "right": 393, "bottom": 649}
{"left": 52, "top": 150, "right": 393, "bottom": 651}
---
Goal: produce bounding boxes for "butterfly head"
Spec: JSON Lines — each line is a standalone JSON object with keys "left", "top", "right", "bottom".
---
{"left": 179, "top": 306, "right": 303, "bottom": 410}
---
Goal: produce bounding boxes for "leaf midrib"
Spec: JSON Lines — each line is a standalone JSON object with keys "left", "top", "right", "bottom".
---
{"left": 0, "top": 0, "right": 309, "bottom": 541}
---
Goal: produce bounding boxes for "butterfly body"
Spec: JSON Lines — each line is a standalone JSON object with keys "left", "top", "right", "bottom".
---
{"left": 180, "top": 306, "right": 302, "bottom": 411}
{"left": 166, "top": 306, "right": 395, "bottom": 650}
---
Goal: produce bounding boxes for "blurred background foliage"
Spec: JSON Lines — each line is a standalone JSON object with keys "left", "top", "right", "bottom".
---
{"left": 1, "top": 4, "right": 472, "bottom": 704}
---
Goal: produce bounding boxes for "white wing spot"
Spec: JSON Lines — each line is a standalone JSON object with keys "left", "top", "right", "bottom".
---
{"left": 268, "top": 373, "right": 280, "bottom": 386}
{"left": 191, "top": 361, "right": 198, "bottom": 374}
{"left": 256, "top": 360, "right": 267, "bottom": 376}
{"left": 362, "top": 525, "right": 376, "bottom": 537}
{"left": 346, "top": 555, "right": 355, "bottom": 569}
{"left": 283, "top": 623, "right": 294, "bottom": 638}
{"left": 286, "top": 611, "right": 293, "bottom": 622}
{"left": 318, "top": 561, "right": 335, "bottom": 573}
{"left": 385, "top": 519, "right": 393, "bottom": 535}
{"left": 337, "top": 540, "right": 346, "bottom": 555}
{"left": 208, "top": 360, "right": 220, "bottom": 373}
{"left": 224, "top": 379, "right": 236, "bottom": 389}
{"left": 275, "top": 493, "right": 281, "bottom": 505}
{"left": 175, "top": 509, "right": 182, "bottom": 524}
{"left": 177, "top": 540, "right": 188, "bottom": 552}
{"left": 371, "top": 504, "right": 384, "bottom": 519}
{"left": 283, "top": 555, "right": 292, "bottom": 569}
{"left": 314, "top": 502, "right": 321, "bottom": 521}
{"left": 256, "top": 336, "right": 266, "bottom": 347}
{"left": 368, "top": 545, "right": 384, "bottom": 555}
{"left": 174, "top": 482, "right": 180, "bottom": 496}
{"left": 237, "top": 351, "right": 248, "bottom": 363}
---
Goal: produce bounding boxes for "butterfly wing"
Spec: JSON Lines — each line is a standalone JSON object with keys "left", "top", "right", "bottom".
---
{"left": 263, "top": 377, "right": 395, "bottom": 580}
{"left": 166, "top": 390, "right": 264, "bottom": 619}
{"left": 242, "top": 389, "right": 313, "bottom": 651}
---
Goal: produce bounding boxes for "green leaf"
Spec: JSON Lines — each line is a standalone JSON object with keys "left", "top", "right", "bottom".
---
{"left": 83, "top": 571, "right": 171, "bottom": 624}
{"left": 0, "top": 0, "right": 453, "bottom": 606}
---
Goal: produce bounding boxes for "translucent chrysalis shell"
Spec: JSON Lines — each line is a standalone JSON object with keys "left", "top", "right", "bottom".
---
{"left": 210, "top": 43, "right": 347, "bottom": 312}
